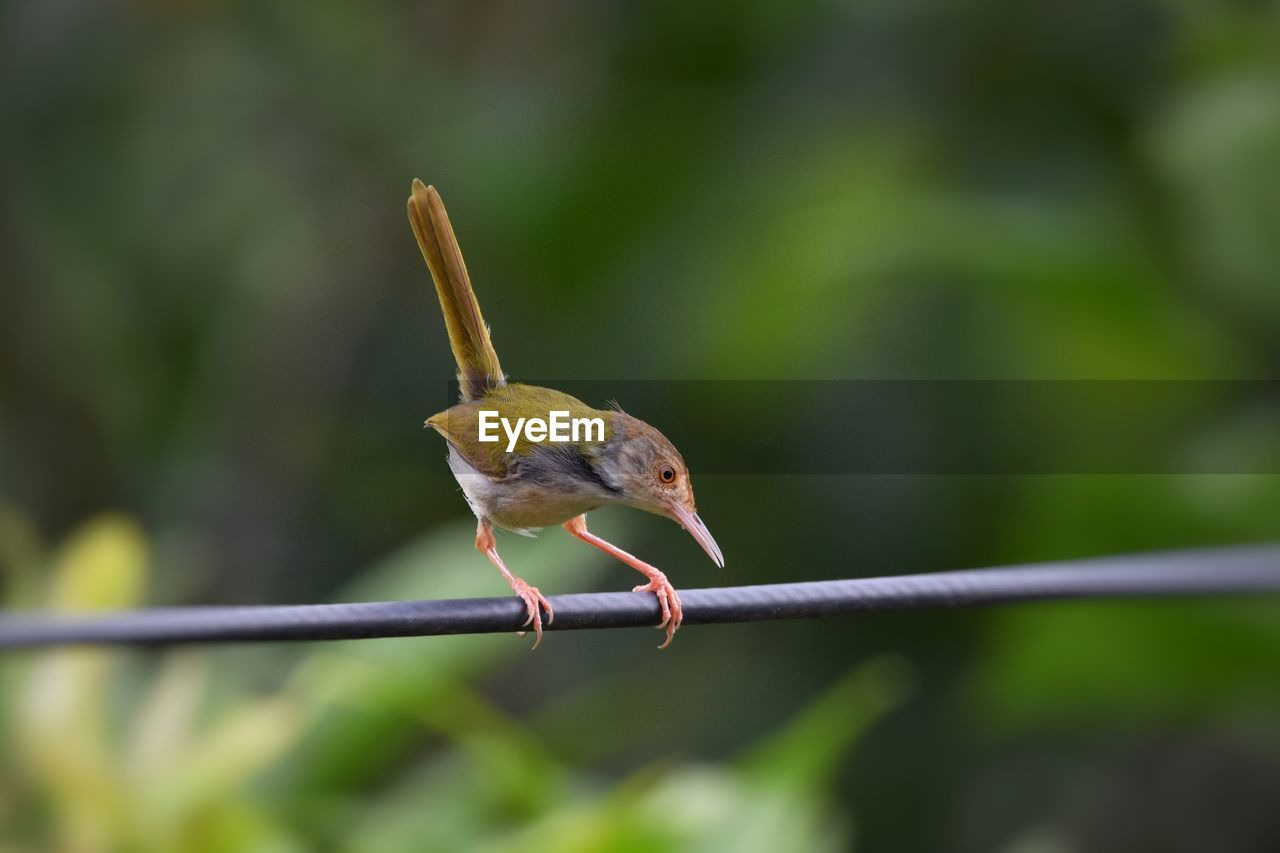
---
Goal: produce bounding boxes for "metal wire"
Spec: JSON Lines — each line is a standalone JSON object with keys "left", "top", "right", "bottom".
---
{"left": 1, "top": 544, "right": 1278, "bottom": 649}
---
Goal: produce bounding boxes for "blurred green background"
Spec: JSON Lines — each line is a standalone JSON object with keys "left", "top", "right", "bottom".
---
{"left": 2, "top": 1, "right": 1280, "bottom": 851}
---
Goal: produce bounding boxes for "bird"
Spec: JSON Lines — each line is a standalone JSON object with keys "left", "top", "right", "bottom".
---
{"left": 406, "top": 179, "right": 723, "bottom": 649}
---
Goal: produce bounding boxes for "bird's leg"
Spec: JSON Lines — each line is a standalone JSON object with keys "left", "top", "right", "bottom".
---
{"left": 562, "top": 514, "right": 683, "bottom": 649}
{"left": 476, "top": 520, "right": 553, "bottom": 649}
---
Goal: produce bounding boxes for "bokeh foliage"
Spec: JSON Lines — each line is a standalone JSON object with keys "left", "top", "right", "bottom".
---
{"left": 0, "top": 515, "right": 907, "bottom": 852}
{"left": 2, "top": 1, "right": 1279, "bottom": 851}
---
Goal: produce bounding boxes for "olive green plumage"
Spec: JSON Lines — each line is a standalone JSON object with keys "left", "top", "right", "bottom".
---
{"left": 407, "top": 179, "right": 504, "bottom": 401}
{"left": 425, "top": 384, "right": 616, "bottom": 478}
{"left": 407, "top": 179, "right": 723, "bottom": 649}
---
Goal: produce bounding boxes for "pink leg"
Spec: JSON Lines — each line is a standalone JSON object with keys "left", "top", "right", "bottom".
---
{"left": 562, "top": 514, "right": 683, "bottom": 649}
{"left": 476, "top": 521, "right": 553, "bottom": 649}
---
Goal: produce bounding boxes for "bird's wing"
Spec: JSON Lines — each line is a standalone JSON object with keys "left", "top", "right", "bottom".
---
{"left": 425, "top": 404, "right": 512, "bottom": 479}
{"left": 424, "top": 384, "right": 614, "bottom": 479}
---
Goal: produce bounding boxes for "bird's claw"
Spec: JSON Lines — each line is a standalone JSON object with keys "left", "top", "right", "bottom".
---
{"left": 511, "top": 579, "right": 553, "bottom": 649}
{"left": 633, "top": 572, "right": 682, "bottom": 649}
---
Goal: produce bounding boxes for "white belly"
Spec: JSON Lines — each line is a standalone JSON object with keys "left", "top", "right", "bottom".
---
{"left": 445, "top": 446, "right": 608, "bottom": 535}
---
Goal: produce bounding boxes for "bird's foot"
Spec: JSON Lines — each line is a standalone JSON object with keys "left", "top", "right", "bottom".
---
{"left": 510, "top": 578, "right": 553, "bottom": 650}
{"left": 633, "top": 571, "right": 682, "bottom": 649}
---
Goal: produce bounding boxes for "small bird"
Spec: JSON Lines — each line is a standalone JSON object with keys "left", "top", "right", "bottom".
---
{"left": 407, "top": 179, "right": 722, "bottom": 649}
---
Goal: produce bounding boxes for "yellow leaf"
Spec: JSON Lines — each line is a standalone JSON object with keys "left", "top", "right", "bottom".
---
{"left": 50, "top": 514, "right": 148, "bottom": 611}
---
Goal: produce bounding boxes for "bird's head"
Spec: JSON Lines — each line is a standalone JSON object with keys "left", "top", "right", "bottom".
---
{"left": 598, "top": 412, "right": 724, "bottom": 567}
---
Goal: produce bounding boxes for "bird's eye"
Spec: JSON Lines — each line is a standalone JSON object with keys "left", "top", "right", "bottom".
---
{"left": 658, "top": 465, "right": 677, "bottom": 484}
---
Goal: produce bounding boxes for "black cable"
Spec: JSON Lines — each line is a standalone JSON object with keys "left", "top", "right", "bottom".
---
{"left": 1, "top": 544, "right": 1278, "bottom": 649}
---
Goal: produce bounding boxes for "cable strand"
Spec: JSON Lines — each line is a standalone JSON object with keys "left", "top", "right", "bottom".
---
{"left": 1, "top": 544, "right": 1278, "bottom": 648}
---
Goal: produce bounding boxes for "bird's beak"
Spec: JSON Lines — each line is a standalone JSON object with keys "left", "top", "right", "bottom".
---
{"left": 669, "top": 503, "right": 725, "bottom": 568}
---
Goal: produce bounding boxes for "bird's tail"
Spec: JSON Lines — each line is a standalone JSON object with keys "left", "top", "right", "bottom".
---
{"left": 408, "top": 179, "right": 505, "bottom": 401}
